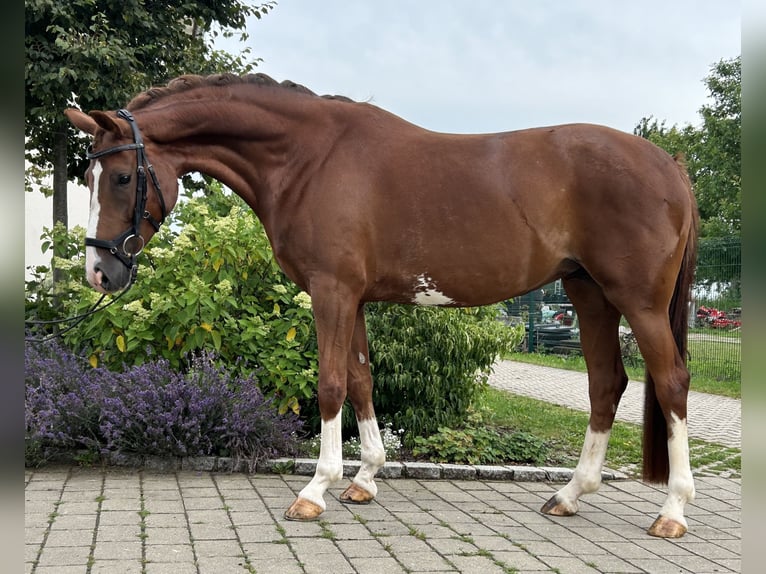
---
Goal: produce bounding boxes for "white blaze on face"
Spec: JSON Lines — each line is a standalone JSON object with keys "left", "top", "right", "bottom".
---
{"left": 85, "top": 160, "right": 103, "bottom": 287}
{"left": 413, "top": 274, "right": 454, "bottom": 306}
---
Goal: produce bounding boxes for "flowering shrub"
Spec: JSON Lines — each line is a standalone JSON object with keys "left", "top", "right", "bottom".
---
{"left": 26, "top": 184, "right": 522, "bottom": 442}
{"left": 303, "top": 422, "right": 403, "bottom": 460}
{"left": 25, "top": 339, "right": 303, "bottom": 468}
{"left": 25, "top": 188, "right": 317, "bottom": 416}
{"left": 24, "top": 336, "right": 105, "bottom": 455}
{"left": 364, "top": 303, "right": 523, "bottom": 443}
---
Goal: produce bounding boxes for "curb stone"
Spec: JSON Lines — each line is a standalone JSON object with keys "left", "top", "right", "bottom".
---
{"left": 97, "top": 452, "right": 629, "bottom": 482}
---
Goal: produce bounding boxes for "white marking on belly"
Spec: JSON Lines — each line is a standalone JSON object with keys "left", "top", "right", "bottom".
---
{"left": 412, "top": 274, "right": 454, "bottom": 306}
{"left": 85, "top": 161, "right": 103, "bottom": 286}
{"left": 358, "top": 352, "right": 366, "bottom": 365}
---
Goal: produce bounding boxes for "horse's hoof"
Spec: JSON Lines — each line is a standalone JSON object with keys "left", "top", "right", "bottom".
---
{"left": 339, "top": 482, "right": 375, "bottom": 505}
{"left": 648, "top": 515, "right": 687, "bottom": 538}
{"left": 284, "top": 497, "right": 323, "bottom": 521}
{"left": 541, "top": 495, "right": 577, "bottom": 516}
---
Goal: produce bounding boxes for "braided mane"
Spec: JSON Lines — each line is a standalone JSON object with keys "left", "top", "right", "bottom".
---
{"left": 126, "top": 73, "right": 354, "bottom": 110}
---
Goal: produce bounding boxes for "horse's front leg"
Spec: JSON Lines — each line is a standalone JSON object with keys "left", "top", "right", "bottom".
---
{"left": 340, "top": 305, "right": 386, "bottom": 505}
{"left": 284, "top": 282, "right": 359, "bottom": 521}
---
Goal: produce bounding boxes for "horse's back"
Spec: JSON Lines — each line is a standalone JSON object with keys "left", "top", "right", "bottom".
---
{"left": 283, "top": 112, "right": 694, "bottom": 307}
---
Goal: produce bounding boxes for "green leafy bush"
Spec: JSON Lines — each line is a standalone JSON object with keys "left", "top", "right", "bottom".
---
{"left": 26, "top": 189, "right": 317, "bottom": 416}
{"left": 365, "top": 304, "right": 523, "bottom": 442}
{"left": 412, "top": 416, "right": 548, "bottom": 466}
{"left": 26, "top": 186, "right": 523, "bottom": 438}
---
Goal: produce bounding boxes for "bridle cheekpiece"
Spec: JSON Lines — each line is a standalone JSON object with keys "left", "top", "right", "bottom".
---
{"left": 85, "top": 108, "right": 167, "bottom": 281}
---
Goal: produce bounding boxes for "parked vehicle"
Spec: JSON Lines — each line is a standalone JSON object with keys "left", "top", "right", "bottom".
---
{"left": 695, "top": 305, "right": 741, "bottom": 329}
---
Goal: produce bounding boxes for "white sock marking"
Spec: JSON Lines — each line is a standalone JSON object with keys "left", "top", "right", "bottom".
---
{"left": 352, "top": 418, "right": 386, "bottom": 496}
{"left": 298, "top": 411, "right": 343, "bottom": 509}
{"left": 553, "top": 426, "right": 610, "bottom": 512}
{"left": 659, "top": 412, "right": 695, "bottom": 527}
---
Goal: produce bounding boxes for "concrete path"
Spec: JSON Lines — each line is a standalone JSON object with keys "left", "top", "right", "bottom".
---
{"left": 487, "top": 361, "right": 741, "bottom": 449}
{"left": 25, "top": 361, "right": 742, "bottom": 573}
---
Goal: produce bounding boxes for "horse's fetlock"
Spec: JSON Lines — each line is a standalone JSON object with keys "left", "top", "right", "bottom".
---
{"left": 317, "top": 461, "right": 343, "bottom": 483}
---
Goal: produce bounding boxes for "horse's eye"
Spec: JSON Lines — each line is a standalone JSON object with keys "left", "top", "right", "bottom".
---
{"left": 118, "top": 174, "right": 131, "bottom": 186}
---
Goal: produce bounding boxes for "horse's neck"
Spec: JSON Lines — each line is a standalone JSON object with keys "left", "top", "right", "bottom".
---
{"left": 142, "top": 95, "right": 335, "bottom": 211}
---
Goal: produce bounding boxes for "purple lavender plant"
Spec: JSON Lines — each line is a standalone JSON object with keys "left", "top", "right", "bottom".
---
{"left": 25, "top": 339, "right": 105, "bottom": 459}
{"left": 25, "top": 341, "right": 304, "bottom": 468}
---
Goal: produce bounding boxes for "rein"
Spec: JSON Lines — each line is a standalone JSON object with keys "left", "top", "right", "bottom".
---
{"left": 24, "top": 285, "right": 133, "bottom": 343}
{"left": 25, "top": 109, "right": 165, "bottom": 343}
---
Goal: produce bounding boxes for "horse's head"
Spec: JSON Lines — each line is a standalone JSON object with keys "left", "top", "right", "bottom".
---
{"left": 65, "top": 108, "right": 178, "bottom": 293}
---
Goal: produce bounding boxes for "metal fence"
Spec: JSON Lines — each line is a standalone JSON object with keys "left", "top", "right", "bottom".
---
{"left": 688, "top": 236, "right": 741, "bottom": 381}
{"left": 502, "top": 236, "right": 741, "bottom": 382}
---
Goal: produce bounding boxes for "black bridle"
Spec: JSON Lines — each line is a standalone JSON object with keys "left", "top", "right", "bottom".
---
{"left": 25, "top": 109, "right": 167, "bottom": 343}
{"left": 85, "top": 108, "right": 167, "bottom": 280}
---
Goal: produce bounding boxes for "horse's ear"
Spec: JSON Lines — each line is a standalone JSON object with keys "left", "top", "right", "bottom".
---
{"left": 88, "top": 110, "right": 125, "bottom": 135}
{"left": 64, "top": 108, "right": 100, "bottom": 135}
{"left": 64, "top": 108, "right": 126, "bottom": 137}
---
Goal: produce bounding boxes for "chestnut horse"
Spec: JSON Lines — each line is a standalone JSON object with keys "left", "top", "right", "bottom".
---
{"left": 66, "top": 73, "right": 698, "bottom": 538}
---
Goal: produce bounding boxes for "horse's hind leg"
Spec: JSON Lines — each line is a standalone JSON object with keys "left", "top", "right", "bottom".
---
{"left": 339, "top": 305, "right": 386, "bottom": 504}
{"left": 622, "top": 308, "right": 694, "bottom": 538}
{"left": 542, "top": 275, "right": 627, "bottom": 516}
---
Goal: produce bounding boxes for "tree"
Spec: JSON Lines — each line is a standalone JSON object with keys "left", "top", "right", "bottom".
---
{"left": 634, "top": 56, "right": 740, "bottom": 238}
{"left": 25, "top": 0, "right": 275, "bottom": 263}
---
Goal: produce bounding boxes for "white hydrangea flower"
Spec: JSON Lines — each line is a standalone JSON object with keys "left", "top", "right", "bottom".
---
{"left": 121, "top": 300, "right": 151, "bottom": 321}
{"left": 216, "top": 279, "right": 233, "bottom": 298}
{"left": 293, "top": 291, "right": 312, "bottom": 309}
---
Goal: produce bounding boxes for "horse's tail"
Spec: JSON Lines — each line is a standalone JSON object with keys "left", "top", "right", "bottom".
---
{"left": 642, "top": 153, "right": 699, "bottom": 483}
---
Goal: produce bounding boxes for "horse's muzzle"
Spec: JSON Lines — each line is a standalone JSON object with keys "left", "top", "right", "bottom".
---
{"left": 90, "top": 259, "right": 132, "bottom": 293}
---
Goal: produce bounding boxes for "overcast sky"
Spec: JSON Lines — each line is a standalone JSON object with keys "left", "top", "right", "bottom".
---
{"left": 221, "top": 1, "right": 740, "bottom": 135}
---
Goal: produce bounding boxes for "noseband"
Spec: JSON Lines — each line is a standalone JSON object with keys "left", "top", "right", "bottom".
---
{"left": 85, "top": 109, "right": 167, "bottom": 280}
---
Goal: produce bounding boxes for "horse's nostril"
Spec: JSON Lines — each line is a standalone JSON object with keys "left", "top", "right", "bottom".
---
{"left": 93, "top": 265, "right": 110, "bottom": 290}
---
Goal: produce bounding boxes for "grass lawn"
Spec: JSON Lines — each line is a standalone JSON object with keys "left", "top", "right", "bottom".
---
{"left": 477, "top": 386, "right": 740, "bottom": 478}
{"left": 502, "top": 351, "right": 740, "bottom": 398}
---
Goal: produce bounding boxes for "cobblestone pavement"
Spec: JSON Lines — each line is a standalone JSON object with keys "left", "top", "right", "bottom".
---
{"left": 487, "top": 360, "right": 741, "bottom": 449}
{"left": 25, "top": 362, "right": 742, "bottom": 573}
{"left": 26, "top": 466, "right": 740, "bottom": 574}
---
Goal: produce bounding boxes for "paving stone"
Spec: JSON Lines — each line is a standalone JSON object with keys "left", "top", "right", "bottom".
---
{"left": 378, "top": 461, "right": 404, "bottom": 478}
{"left": 540, "top": 466, "right": 574, "bottom": 481}
{"left": 394, "top": 550, "right": 457, "bottom": 572}
{"left": 505, "top": 466, "right": 546, "bottom": 481}
{"left": 348, "top": 556, "right": 408, "bottom": 573}
{"left": 24, "top": 360, "right": 742, "bottom": 574}
{"left": 402, "top": 462, "right": 442, "bottom": 479}
{"left": 474, "top": 465, "right": 515, "bottom": 481}
{"left": 91, "top": 560, "right": 144, "bottom": 574}
{"left": 145, "top": 544, "right": 195, "bottom": 563}
{"left": 440, "top": 464, "right": 477, "bottom": 480}
{"left": 36, "top": 544, "right": 91, "bottom": 566}
{"left": 449, "top": 554, "right": 509, "bottom": 574}
{"left": 293, "top": 458, "right": 317, "bottom": 475}
{"left": 180, "top": 455, "right": 217, "bottom": 471}
{"left": 144, "top": 563, "right": 198, "bottom": 574}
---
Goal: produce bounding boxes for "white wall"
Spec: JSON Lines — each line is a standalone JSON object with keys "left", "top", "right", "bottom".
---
{"left": 25, "top": 183, "right": 89, "bottom": 280}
